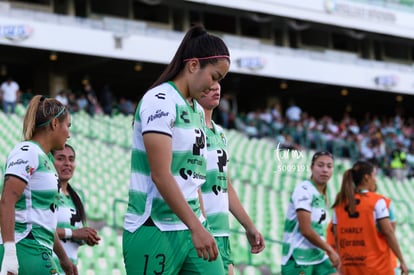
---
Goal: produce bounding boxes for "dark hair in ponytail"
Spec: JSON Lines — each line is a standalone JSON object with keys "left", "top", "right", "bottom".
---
{"left": 67, "top": 182, "right": 86, "bottom": 224}
{"left": 332, "top": 160, "right": 374, "bottom": 214}
{"left": 149, "top": 23, "right": 230, "bottom": 90}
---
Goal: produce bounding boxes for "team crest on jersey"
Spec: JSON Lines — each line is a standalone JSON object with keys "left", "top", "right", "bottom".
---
{"left": 220, "top": 132, "right": 226, "bottom": 145}
{"left": 199, "top": 112, "right": 205, "bottom": 125}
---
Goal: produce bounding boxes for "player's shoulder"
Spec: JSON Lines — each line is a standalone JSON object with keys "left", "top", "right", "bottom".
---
{"left": 369, "top": 191, "right": 387, "bottom": 201}
{"left": 298, "top": 179, "right": 312, "bottom": 188}
{"left": 144, "top": 82, "right": 177, "bottom": 102}
{"left": 9, "top": 141, "right": 38, "bottom": 155}
{"left": 6, "top": 141, "right": 40, "bottom": 168}
{"left": 293, "top": 180, "right": 315, "bottom": 194}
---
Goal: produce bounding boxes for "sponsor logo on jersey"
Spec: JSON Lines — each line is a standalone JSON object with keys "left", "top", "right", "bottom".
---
{"left": 339, "top": 239, "right": 366, "bottom": 248}
{"left": 8, "top": 159, "right": 29, "bottom": 168}
{"left": 147, "top": 109, "right": 169, "bottom": 124}
{"left": 155, "top": 92, "right": 166, "bottom": 99}
{"left": 180, "top": 168, "right": 192, "bottom": 180}
{"left": 342, "top": 253, "right": 366, "bottom": 265}
{"left": 193, "top": 129, "right": 205, "bottom": 155}
{"left": 180, "top": 111, "right": 190, "bottom": 123}
{"left": 187, "top": 158, "right": 203, "bottom": 166}
{"left": 212, "top": 185, "right": 228, "bottom": 195}
{"left": 340, "top": 227, "right": 363, "bottom": 234}
{"left": 179, "top": 168, "right": 206, "bottom": 180}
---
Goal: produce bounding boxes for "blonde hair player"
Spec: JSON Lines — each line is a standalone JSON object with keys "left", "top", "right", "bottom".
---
{"left": 0, "top": 95, "right": 77, "bottom": 275}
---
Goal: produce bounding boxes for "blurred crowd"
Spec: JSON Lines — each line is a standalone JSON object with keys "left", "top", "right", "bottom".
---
{"left": 215, "top": 99, "right": 414, "bottom": 181}
{"left": 0, "top": 77, "right": 136, "bottom": 117}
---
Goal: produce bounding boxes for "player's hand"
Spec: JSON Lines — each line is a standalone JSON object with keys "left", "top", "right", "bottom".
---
{"left": 73, "top": 227, "right": 101, "bottom": 246}
{"left": 0, "top": 242, "right": 18, "bottom": 275}
{"left": 327, "top": 248, "right": 341, "bottom": 269}
{"left": 190, "top": 225, "right": 218, "bottom": 261}
{"left": 400, "top": 262, "right": 409, "bottom": 275}
{"left": 245, "top": 227, "right": 265, "bottom": 254}
{"left": 60, "top": 258, "right": 78, "bottom": 275}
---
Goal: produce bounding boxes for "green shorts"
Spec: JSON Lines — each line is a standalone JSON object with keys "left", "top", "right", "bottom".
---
{"left": 0, "top": 237, "right": 59, "bottom": 275}
{"left": 215, "top": 236, "right": 233, "bottom": 273}
{"left": 281, "top": 257, "right": 337, "bottom": 275}
{"left": 123, "top": 221, "right": 225, "bottom": 275}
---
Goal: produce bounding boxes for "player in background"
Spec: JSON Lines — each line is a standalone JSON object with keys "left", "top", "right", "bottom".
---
{"left": 326, "top": 180, "right": 397, "bottom": 275}
{"left": 52, "top": 144, "right": 100, "bottom": 273}
{"left": 332, "top": 160, "right": 408, "bottom": 275}
{"left": 197, "top": 83, "right": 265, "bottom": 274}
{"left": 281, "top": 151, "right": 340, "bottom": 275}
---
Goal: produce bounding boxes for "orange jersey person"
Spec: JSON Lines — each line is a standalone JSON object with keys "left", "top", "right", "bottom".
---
{"left": 331, "top": 160, "right": 408, "bottom": 275}
{"left": 334, "top": 191, "right": 392, "bottom": 274}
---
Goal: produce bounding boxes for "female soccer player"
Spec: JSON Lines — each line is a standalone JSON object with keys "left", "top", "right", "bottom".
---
{"left": 0, "top": 95, "right": 77, "bottom": 275}
{"left": 281, "top": 151, "right": 340, "bottom": 275}
{"left": 123, "top": 24, "right": 230, "bottom": 274}
{"left": 198, "top": 83, "right": 265, "bottom": 274}
{"left": 332, "top": 160, "right": 408, "bottom": 275}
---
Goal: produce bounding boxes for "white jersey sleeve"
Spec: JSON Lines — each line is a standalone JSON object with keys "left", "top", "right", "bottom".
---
{"left": 374, "top": 198, "right": 389, "bottom": 220}
{"left": 292, "top": 182, "right": 312, "bottom": 212}
{"left": 5, "top": 143, "right": 39, "bottom": 183}
{"left": 140, "top": 88, "right": 177, "bottom": 136}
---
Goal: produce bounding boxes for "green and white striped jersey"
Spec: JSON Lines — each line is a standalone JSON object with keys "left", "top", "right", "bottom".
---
{"left": 201, "top": 122, "right": 230, "bottom": 236}
{"left": 2, "top": 141, "right": 59, "bottom": 250}
{"left": 124, "top": 81, "right": 207, "bottom": 232}
{"left": 281, "top": 180, "right": 328, "bottom": 265}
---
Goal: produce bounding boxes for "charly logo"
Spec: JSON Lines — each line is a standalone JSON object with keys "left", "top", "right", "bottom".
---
{"left": 274, "top": 143, "right": 308, "bottom": 174}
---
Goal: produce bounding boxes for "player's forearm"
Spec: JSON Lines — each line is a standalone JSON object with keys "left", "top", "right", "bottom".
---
{"left": 228, "top": 181, "right": 255, "bottom": 230}
{"left": 383, "top": 232, "right": 406, "bottom": 265}
{"left": 0, "top": 200, "right": 16, "bottom": 243}
{"left": 53, "top": 232, "right": 70, "bottom": 262}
